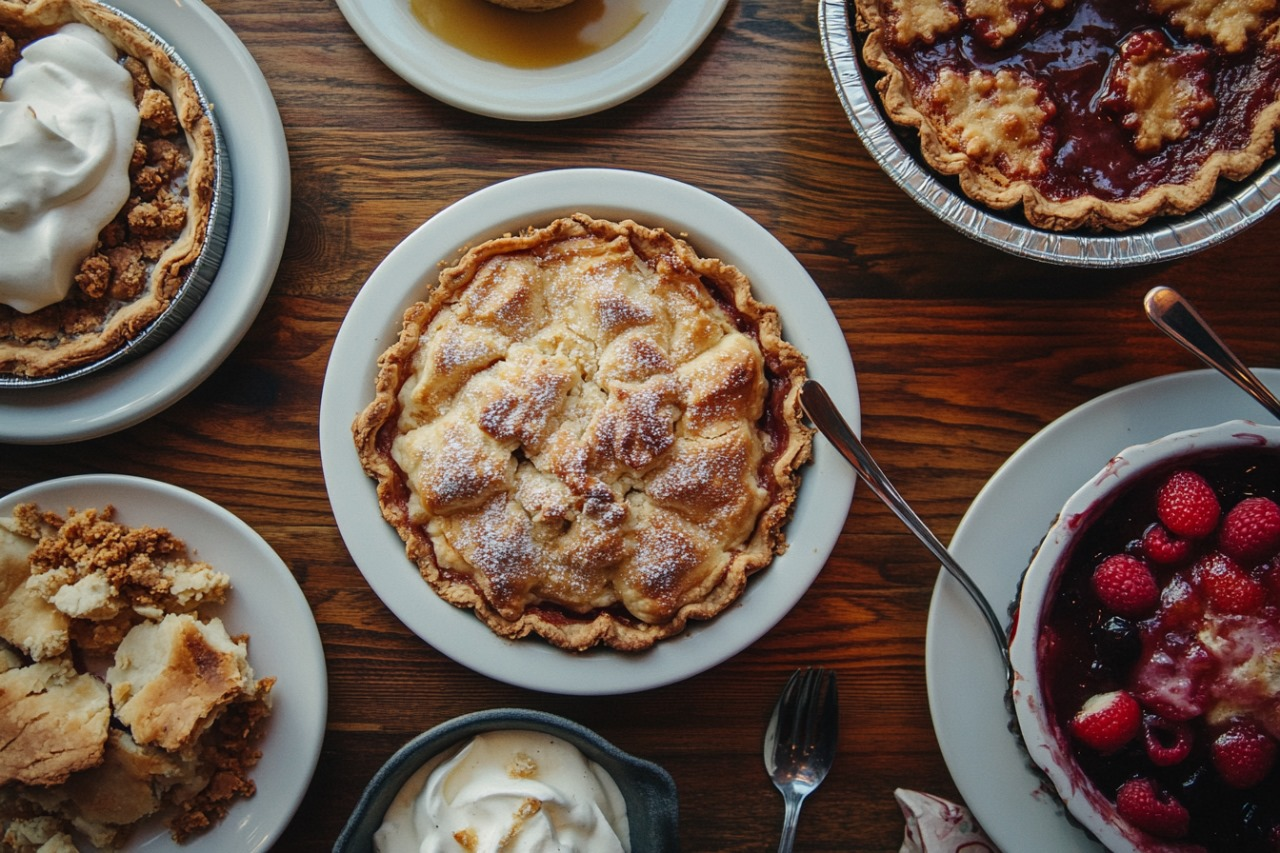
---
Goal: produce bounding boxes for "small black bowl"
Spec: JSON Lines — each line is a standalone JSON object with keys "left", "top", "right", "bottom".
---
{"left": 334, "top": 708, "right": 679, "bottom": 853}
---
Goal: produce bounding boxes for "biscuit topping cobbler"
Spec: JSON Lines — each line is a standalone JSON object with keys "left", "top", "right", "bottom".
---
{"left": 0, "top": 0, "right": 219, "bottom": 379}
{"left": 354, "top": 214, "right": 812, "bottom": 651}
{"left": 0, "top": 503, "right": 273, "bottom": 851}
{"left": 851, "top": 0, "right": 1280, "bottom": 230}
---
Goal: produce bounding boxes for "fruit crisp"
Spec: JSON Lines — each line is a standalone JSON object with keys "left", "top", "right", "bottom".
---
{"left": 0, "top": 503, "right": 273, "bottom": 851}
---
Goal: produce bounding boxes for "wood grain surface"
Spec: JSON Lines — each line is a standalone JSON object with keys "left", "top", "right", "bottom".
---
{"left": 4, "top": 0, "right": 1280, "bottom": 850}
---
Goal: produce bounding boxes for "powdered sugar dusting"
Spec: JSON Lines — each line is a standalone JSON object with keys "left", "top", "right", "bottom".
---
{"left": 380, "top": 217, "right": 789, "bottom": 631}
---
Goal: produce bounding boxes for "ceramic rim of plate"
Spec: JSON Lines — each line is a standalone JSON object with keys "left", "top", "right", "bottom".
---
{"left": 334, "top": 0, "right": 730, "bottom": 121}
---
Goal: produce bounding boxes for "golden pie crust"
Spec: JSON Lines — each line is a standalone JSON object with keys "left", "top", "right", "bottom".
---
{"left": 0, "top": 0, "right": 218, "bottom": 378}
{"left": 353, "top": 214, "right": 812, "bottom": 652}
{"left": 853, "top": 0, "right": 1280, "bottom": 230}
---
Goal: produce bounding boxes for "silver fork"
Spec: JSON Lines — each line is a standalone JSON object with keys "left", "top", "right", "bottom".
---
{"left": 763, "top": 667, "right": 839, "bottom": 853}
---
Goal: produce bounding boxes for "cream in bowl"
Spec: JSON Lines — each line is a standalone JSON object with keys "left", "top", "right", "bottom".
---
{"left": 335, "top": 708, "right": 678, "bottom": 853}
{"left": 1010, "top": 420, "right": 1280, "bottom": 852}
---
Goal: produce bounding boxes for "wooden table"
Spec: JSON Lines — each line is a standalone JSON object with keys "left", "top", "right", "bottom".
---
{"left": 5, "top": 1, "right": 1280, "bottom": 850}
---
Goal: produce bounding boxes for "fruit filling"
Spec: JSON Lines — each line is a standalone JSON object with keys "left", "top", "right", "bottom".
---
{"left": 1040, "top": 449, "right": 1280, "bottom": 850}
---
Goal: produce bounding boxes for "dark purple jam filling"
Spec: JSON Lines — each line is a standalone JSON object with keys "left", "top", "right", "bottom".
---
{"left": 1040, "top": 448, "right": 1280, "bottom": 851}
{"left": 876, "top": 0, "right": 1280, "bottom": 203}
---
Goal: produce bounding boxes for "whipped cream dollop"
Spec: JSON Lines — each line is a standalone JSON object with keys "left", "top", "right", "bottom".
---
{"left": 0, "top": 23, "right": 140, "bottom": 314}
{"left": 374, "top": 730, "right": 630, "bottom": 853}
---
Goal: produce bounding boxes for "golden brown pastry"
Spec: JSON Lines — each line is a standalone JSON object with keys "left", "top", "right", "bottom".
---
{"left": 354, "top": 214, "right": 812, "bottom": 651}
{"left": 107, "top": 613, "right": 258, "bottom": 752}
{"left": 0, "top": 0, "right": 220, "bottom": 378}
{"left": 0, "top": 502, "right": 271, "bottom": 847}
{"left": 852, "top": 0, "right": 1280, "bottom": 230}
{"left": 0, "top": 660, "right": 109, "bottom": 787}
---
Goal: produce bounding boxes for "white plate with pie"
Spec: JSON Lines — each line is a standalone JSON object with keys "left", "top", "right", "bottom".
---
{"left": 319, "top": 168, "right": 858, "bottom": 695}
{"left": 927, "top": 368, "right": 1280, "bottom": 851}
{"left": 335, "top": 0, "right": 729, "bottom": 121}
{"left": 0, "top": 0, "right": 289, "bottom": 444}
{"left": 0, "top": 474, "right": 326, "bottom": 852}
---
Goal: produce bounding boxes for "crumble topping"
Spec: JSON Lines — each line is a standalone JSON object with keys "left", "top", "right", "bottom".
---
{"left": 0, "top": 503, "right": 272, "bottom": 850}
{"left": 0, "top": 0, "right": 218, "bottom": 380}
{"left": 0, "top": 27, "right": 190, "bottom": 344}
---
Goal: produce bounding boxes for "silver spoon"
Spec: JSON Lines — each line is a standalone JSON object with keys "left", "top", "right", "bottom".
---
{"left": 799, "top": 380, "right": 1014, "bottom": 685}
{"left": 1144, "top": 285, "right": 1280, "bottom": 421}
{"left": 763, "top": 667, "right": 838, "bottom": 853}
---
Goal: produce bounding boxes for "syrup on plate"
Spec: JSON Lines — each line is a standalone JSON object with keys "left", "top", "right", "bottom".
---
{"left": 410, "top": 0, "right": 649, "bottom": 69}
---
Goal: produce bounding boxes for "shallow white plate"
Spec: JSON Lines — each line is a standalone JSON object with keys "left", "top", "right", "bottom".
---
{"left": 334, "top": 0, "right": 728, "bottom": 121}
{"left": 928, "top": 368, "right": 1280, "bottom": 851}
{"left": 0, "top": 0, "right": 289, "bottom": 444}
{"left": 0, "top": 474, "right": 326, "bottom": 852}
{"left": 319, "top": 168, "right": 858, "bottom": 695}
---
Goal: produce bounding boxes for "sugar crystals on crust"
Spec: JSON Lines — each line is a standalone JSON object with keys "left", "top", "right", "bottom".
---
{"left": 354, "top": 214, "right": 812, "bottom": 651}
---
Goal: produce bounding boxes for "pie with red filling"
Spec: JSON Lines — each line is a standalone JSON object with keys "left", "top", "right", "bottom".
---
{"left": 852, "top": 0, "right": 1280, "bottom": 230}
{"left": 353, "top": 214, "right": 812, "bottom": 651}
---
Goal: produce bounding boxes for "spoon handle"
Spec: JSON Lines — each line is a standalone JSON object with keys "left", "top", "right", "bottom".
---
{"left": 1144, "top": 286, "right": 1280, "bottom": 421}
{"left": 799, "top": 380, "right": 1013, "bottom": 685}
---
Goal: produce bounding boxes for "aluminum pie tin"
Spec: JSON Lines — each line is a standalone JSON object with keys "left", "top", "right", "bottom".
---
{"left": 0, "top": 4, "right": 232, "bottom": 389}
{"left": 818, "top": 0, "right": 1280, "bottom": 268}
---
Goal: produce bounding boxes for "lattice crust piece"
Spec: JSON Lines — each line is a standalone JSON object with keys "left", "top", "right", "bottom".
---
{"left": 855, "top": 0, "right": 1280, "bottom": 231}
{"left": 0, "top": 0, "right": 218, "bottom": 378}
{"left": 354, "top": 214, "right": 812, "bottom": 652}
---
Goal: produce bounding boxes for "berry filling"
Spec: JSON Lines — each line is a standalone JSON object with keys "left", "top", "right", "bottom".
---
{"left": 1040, "top": 449, "right": 1280, "bottom": 850}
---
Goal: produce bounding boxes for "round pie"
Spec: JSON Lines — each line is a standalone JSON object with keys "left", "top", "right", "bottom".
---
{"left": 353, "top": 214, "right": 812, "bottom": 651}
{"left": 851, "top": 0, "right": 1280, "bottom": 231}
{"left": 0, "top": 0, "right": 223, "bottom": 380}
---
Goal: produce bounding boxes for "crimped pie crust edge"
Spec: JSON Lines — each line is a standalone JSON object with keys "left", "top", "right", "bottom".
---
{"left": 352, "top": 213, "right": 813, "bottom": 652}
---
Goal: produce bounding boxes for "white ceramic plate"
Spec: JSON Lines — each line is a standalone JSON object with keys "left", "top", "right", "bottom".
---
{"left": 319, "top": 168, "right": 858, "bottom": 695}
{"left": 0, "top": 0, "right": 289, "bottom": 444}
{"left": 334, "top": 0, "right": 728, "bottom": 121}
{"left": 927, "top": 368, "right": 1280, "bottom": 851}
{"left": 0, "top": 475, "right": 326, "bottom": 852}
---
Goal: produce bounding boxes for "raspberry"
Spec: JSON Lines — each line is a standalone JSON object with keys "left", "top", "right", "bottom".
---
{"left": 1115, "top": 777, "right": 1190, "bottom": 839}
{"left": 1212, "top": 721, "right": 1277, "bottom": 788}
{"left": 1141, "top": 523, "right": 1191, "bottom": 565}
{"left": 1219, "top": 497, "right": 1280, "bottom": 565}
{"left": 1143, "top": 714, "right": 1193, "bottom": 766}
{"left": 1092, "top": 554, "right": 1159, "bottom": 616}
{"left": 1154, "top": 573, "right": 1204, "bottom": 631}
{"left": 1069, "top": 690, "right": 1142, "bottom": 753}
{"left": 1197, "top": 552, "right": 1266, "bottom": 614}
{"left": 1157, "top": 470, "right": 1221, "bottom": 539}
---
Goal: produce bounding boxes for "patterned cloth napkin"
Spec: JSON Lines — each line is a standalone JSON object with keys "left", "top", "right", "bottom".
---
{"left": 896, "top": 789, "right": 997, "bottom": 852}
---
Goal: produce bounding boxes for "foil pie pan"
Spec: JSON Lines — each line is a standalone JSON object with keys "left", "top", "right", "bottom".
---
{"left": 0, "top": 4, "right": 233, "bottom": 389}
{"left": 819, "top": 0, "right": 1280, "bottom": 268}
